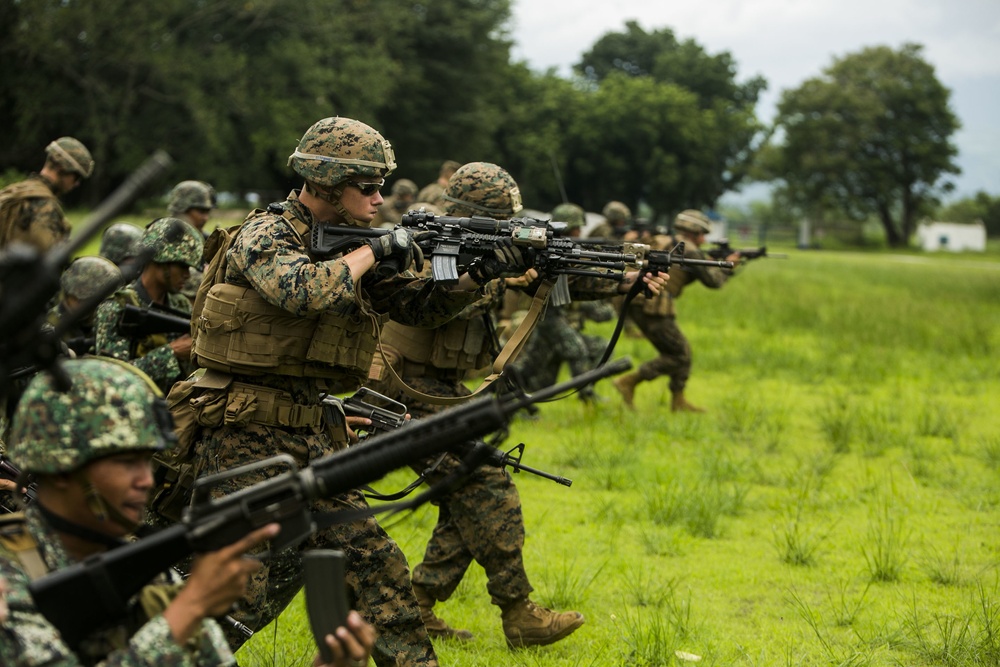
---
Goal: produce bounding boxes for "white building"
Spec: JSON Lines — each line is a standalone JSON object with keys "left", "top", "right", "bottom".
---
{"left": 916, "top": 221, "right": 987, "bottom": 252}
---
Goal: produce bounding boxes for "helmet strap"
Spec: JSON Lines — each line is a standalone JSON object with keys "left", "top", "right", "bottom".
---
{"left": 305, "top": 181, "right": 362, "bottom": 228}
{"left": 35, "top": 498, "right": 127, "bottom": 550}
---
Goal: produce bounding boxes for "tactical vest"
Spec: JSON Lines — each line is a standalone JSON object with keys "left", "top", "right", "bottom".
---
{"left": 193, "top": 282, "right": 384, "bottom": 385}
{"left": 0, "top": 178, "right": 64, "bottom": 249}
{"left": 380, "top": 316, "right": 492, "bottom": 376}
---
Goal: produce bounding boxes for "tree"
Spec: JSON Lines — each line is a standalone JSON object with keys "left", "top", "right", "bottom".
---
{"left": 569, "top": 21, "right": 766, "bottom": 215}
{"left": 769, "top": 44, "right": 960, "bottom": 247}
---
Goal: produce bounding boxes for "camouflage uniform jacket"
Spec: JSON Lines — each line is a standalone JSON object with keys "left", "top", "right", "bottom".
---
{"left": 0, "top": 507, "right": 234, "bottom": 667}
{"left": 220, "top": 190, "right": 478, "bottom": 398}
{"left": 0, "top": 175, "right": 71, "bottom": 253}
{"left": 94, "top": 279, "right": 193, "bottom": 394}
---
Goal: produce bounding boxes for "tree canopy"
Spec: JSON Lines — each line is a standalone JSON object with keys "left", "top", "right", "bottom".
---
{"left": 767, "top": 43, "right": 961, "bottom": 247}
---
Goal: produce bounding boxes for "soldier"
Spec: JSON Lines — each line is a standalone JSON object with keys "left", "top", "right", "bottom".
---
{"left": 508, "top": 203, "right": 607, "bottom": 401}
{"left": 99, "top": 222, "right": 144, "bottom": 266}
{"left": 94, "top": 218, "right": 203, "bottom": 394}
{"left": 613, "top": 209, "right": 740, "bottom": 412}
{"left": 0, "top": 137, "right": 94, "bottom": 254}
{"left": 586, "top": 200, "right": 632, "bottom": 241}
{"left": 372, "top": 178, "right": 418, "bottom": 228}
{"left": 370, "top": 165, "right": 666, "bottom": 648}
{"left": 416, "top": 160, "right": 460, "bottom": 207}
{"left": 0, "top": 357, "right": 276, "bottom": 666}
{"left": 181, "top": 117, "right": 504, "bottom": 665}
{"left": 47, "top": 255, "right": 123, "bottom": 356}
{"left": 167, "top": 180, "right": 217, "bottom": 235}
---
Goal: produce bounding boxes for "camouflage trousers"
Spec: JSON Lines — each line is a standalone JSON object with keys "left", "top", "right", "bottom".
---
{"left": 628, "top": 311, "right": 692, "bottom": 393}
{"left": 509, "top": 308, "right": 605, "bottom": 394}
{"left": 194, "top": 421, "right": 436, "bottom": 667}
{"left": 370, "top": 374, "right": 533, "bottom": 608}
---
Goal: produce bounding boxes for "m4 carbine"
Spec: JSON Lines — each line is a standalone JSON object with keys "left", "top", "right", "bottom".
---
{"left": 707, "top": 238, "right": 788, "bottom": 262}
{"left": 27, "top": 358, "right": 632, "bottom": 649}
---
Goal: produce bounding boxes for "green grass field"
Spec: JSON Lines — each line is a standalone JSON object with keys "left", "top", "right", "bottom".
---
{"left": 233, "top": 247, "right": 1000, "bottom": 666}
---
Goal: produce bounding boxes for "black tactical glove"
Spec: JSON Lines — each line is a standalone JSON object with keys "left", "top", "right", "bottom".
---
{"left": 366, "top": 228, "right": 424, "bottom": 274}
{"left": 466, "top": 237, "right": 535, "bottom": 286}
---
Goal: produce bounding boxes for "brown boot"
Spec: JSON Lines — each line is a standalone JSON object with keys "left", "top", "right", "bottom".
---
{"left": 671, "top": 390, "right": 706, "bottom": 413}
{"left": 412, "top": 583, "right": 473, "bottom": 641}
{"left": 501, "top": 597, "right": 585, "bottom": 648}
{"left": 613, "top": 372, "right": 641, "bottom": 410}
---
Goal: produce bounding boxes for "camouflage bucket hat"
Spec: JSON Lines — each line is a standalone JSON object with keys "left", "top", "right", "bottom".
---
{"left": 8, "top": 357, "right": 175, "bottom": 474}
{"left": 168, "top": 180, "right": 217, "bottom": 215}
{"left": 100, "top": 222, "right": 144, "bottom": 265}
{"left": 60, "top": 255, "right": 122, "bottom": 300}
{"left": 551, "top": 203, "right": 586, "bottom": 229}
{"left": 442, "top": 162, "right": 523, "bottom": 219}
{"left": 141, "top": 217, "right": 204, "bottom": 268}
{"left": 602, "top": 201, "right": 632, "bottom": 224}
{"left": 674, "top": 209, "right": 711, "bottom": 235}
{"left": 287, "top": 117, "right": 396, "bottom": 187}
{"left": 46, "top": 136, "right": 94, "bottom": 179}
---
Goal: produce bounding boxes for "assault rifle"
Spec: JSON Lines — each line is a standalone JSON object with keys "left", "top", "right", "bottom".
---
{"left": 27, "top": 358, "right": 631, "bottom": 649}
{"left": 0, "top": 456, "right": 37, "bottom": 513}
{"left": 327, "top": 387, "right": 572, "bottom": 486}
{"left": 707, "top": 239, "right": 788, "bottom": 262}
{"left": 118, "top": 303, "right": 192, "bottom": 338}
{"left": 311, "top": 211, "right": 733, "bottom": 285}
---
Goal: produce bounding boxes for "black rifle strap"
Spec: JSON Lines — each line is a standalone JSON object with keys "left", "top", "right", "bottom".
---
{"left": 359, "top": 452, "right": 450, "bottom": 502}
{"left": 596, "top": 275, "right": 645, "bottom": 368}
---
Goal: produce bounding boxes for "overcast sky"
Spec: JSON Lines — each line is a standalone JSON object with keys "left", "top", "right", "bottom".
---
{"left": 509, "top": 0, "right": 1000, "bottom": 203}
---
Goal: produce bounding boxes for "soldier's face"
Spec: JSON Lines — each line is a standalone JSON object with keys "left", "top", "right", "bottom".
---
{"left": 162, "top": 262, "right": 191, "bottom": 294}
{"left": 80, "top": 452, "right": 156, "bottom": 535}
{"left": 340, "top": 180, "right": 385, "bottom": 225}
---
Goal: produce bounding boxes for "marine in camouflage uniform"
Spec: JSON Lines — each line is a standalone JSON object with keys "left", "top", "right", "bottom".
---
{"left": 46, "top": 255, "right": 123, "bottom": 357}
{"left": 94, "top": 218, "right": 203, "bottom": 394}
{"left": 613, "top": 210, "right": 740, "bottom": 412}
{"left": 183, "top": 118, "right": 483, "bottom": 666}
{"left": 167, "top": 180, "right": 217, "bottom": 302}
{"left": 0, "top": 358, "right": 258, "bottom": 667}
{"left": 585, "top": 200, "right": 631, "bottom": 241}
{"left": 509, "top": 203, "right": 608, "bottom": 401}
{"left": 369, "top": 163, "right": 591, "bottom": 649}
{"left": 372, "top": 178, "right": 417, "bottom": 229}
{"left": 0, "top": 137, "right": 94, "bottom": 254}
{"left": 415, "top": 160, "right": 460, "bottom": 208}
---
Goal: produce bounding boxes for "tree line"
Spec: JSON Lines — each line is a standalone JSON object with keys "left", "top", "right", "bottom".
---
{"left": 1, "top": 1, "right": 973, "bottom": 246}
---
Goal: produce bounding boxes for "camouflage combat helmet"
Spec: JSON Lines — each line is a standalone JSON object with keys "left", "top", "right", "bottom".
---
{"left": 99, "top": 222, "right": 143, "bottom": 265}
{"left": 602, "top": 201, "right": 632, "bottom": 225}
{"left": 8, "top": 357, "right": 175, "bottom": 475}
{"left": 45, "top": 136, "right": 94, "bottom": 179}
{"left": 391, "top": 178, "right": 418, "bottom": 197}
{"left": 141, "top": 217, "right": 204, "bottom": 268}
{"left": 551, "top": 203, "right": 586, "bottom": 230}
{"left": 60, "top": 255, "right": 122, "bottom": 300}
{"left": 674, "top": 209, "right": 711, "bottom": 235}
{"left": 287, "top": 117, "right": 396, "bottom": 187}
{"left": 168, "top": 180, "right": 217, "bottom": 215}
{"left": 442, "top": 162, "right": 523, "bottom": 220}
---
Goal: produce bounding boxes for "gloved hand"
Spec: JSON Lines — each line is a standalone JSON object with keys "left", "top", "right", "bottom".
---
{"left": 366, "top": 228, "right": 424, "bottom": 274}
{"left": 467, "top": 237, "right": 535, "bottom": 285}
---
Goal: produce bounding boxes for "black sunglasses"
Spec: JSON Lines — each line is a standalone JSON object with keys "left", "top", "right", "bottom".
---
{"left": 347, "top": 180, "right": 385, "bottom": 196}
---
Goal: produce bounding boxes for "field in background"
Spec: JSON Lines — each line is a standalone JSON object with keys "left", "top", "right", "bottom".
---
{"left": 206, "top": 246, "right": 998, "bottom": 666}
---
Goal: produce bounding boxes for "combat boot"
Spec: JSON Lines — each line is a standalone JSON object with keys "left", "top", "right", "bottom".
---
{"left": 501, "top": 597, "right": 585, "bottom": 648}
{"left": 612, "top": 372, "right": 641, "bottom": 409}
{"left": 412, "top": 583, "right": 473, "bottom": 641}
{"left": 671, "top": 390, "right": 706, "bottom": 413}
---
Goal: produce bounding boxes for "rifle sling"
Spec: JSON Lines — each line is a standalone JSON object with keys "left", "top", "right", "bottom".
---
{"left": 378, "top": 280, "right": 554, "bottom": 406}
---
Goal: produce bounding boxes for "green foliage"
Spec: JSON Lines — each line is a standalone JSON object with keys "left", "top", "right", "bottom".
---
{"left": 768, "top": 43, "right": 961, "bottom": 247}
{"left": 936, "top": 191, "right": 1000, "bottom": 237}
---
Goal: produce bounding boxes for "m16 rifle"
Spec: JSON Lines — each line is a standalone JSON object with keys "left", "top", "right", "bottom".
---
{"left": 707, "top": 238, "right": 788, "bottom": 262}
{"left": 27, "top": 358, "right": 631, "bottom": 649}
{"left": 0, "top": 456, "right": 36, "bottom": 513}
{"left": 311, "top": 211, "right": 733, "bottom": 286}
{"left": 117, "top": 303, "right": 192, "bottom": 338}
{"left": 324, "top": 387, "right": 572, "bottom": 487}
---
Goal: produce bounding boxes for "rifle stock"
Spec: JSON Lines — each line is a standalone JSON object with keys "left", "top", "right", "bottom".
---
{"left": 27, "top": 357, "right": 632, "bottom": 648}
